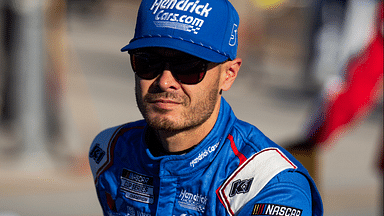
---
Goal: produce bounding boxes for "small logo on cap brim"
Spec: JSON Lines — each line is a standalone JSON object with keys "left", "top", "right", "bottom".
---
{"left": 229, "top": 24, "right": 238, "bottom": 46}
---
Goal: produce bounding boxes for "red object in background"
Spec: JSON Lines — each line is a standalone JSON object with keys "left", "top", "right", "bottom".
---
{"left": 308, "top": 3, "right": 383, "bottom": 147}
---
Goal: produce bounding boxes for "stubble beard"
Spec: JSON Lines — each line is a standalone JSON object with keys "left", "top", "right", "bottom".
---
{"left": 136, "top": 83, "right": 220, "bottom": 132}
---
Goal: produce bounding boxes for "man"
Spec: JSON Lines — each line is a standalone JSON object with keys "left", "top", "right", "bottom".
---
{"left": 89, "top": 0, "right": 323, "bottom": 215}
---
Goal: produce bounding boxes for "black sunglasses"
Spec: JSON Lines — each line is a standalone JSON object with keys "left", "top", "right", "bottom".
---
{"left": 129, "top": 49, "right": 209, "bottom": 85}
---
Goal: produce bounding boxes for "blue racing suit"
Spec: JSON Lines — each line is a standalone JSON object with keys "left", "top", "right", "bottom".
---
{"left": 89, "top": 98, "right": 323, "bottom": 216}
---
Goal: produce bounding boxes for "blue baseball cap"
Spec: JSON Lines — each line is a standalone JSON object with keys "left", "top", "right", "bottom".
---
{"left": 121, "top": 0, "right": 239, "bottom": 63}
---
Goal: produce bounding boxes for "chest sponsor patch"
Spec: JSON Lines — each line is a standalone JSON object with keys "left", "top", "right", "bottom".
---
{"left": 252, "top": 204, "right": 303, "bottom": 216}
{"left": 127, "top": 205, "right": 151, "bottom": 216}
{"left": 120, "top": 169, "right": 154, "bottom": 204}
{"left": 177, "top": 189, "right": 208, "bottom": 213}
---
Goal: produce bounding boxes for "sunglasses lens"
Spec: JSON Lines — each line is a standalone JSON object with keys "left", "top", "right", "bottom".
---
{"left": 130, "top": 51, "right": 208, "bottom": 84}
{"left": 171, "top": 60, "right": 206, "bottom": 84}
{"left": 130, "top": 54, "right": 163, "bottom": 80}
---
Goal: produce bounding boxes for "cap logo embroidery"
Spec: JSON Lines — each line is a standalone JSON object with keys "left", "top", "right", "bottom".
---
{"left": 150, "top": 0, "right": 212, "bottom": 34}
{"left": 229, "top": 23, "right": 237, "bottom": 46}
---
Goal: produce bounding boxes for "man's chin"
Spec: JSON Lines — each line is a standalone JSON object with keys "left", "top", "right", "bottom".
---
{"left": 147, "top": 120, "right": 183, "bottom": 132}
{"left": 145, "top": 114, "right": 200, "bottom": 132}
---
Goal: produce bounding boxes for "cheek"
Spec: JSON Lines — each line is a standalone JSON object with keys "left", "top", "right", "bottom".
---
{"left": 188, "top": 75, "right": 220, "bottom": 103}
{"left": 135, "top": 79, "right": 147, "bottom": 104}
{"left": 135, "top": 78, "right": 150, "bottom": 96}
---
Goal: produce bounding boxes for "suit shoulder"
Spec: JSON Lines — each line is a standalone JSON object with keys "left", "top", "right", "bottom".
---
{"left": 88, "top": 120, "right": 146, "bottom": 182}
{"left": 217, "top": 147, "right": 298, "bottom": 215}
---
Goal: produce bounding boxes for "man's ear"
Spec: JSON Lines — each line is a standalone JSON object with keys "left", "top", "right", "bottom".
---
{"left": 221, "top": 58, "right": 242, "bottom": 92}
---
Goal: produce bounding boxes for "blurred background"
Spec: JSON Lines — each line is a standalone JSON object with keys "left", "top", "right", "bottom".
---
{"left": 0, "top": 0, "right": 382, "bottom": 215}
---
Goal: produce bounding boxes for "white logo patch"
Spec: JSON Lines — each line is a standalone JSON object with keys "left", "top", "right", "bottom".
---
{"left": 217, "top": 148, "right": 297, "bottom": 216}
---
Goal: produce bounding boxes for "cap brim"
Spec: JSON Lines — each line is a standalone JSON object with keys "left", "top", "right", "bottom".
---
{"left": 121, "top": 37, "right": 228, "bottom": 63}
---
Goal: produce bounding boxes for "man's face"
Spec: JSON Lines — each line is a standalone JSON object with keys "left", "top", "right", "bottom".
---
{"left": 134, "top": 48, "right": 223, "bottom": 132}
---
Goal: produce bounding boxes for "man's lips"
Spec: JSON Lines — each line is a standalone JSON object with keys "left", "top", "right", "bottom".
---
{"left": 143, "top": 93, "right": 187, "bottom": 108}
{"left": 148, "top": 98, "right": 184, "bottom": 110}
{"left": 151, "top": 99, "right": 181, "bottom": 104}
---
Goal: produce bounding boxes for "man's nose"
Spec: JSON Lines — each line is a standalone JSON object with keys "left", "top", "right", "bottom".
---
{"left": 156, "top": 64, "right": 181, "bottom": 91}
